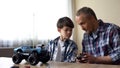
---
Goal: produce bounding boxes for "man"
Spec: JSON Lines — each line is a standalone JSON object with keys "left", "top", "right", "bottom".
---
{"left": 75, "top": 7, "right": 120, "bottom": 64}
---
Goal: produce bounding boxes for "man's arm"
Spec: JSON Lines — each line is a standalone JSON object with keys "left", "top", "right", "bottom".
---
{"left": 87, "top": 25, "right": 120, "bottom": 64}
{"left": 86, "top": 53, "right": 113, "bottom": 64}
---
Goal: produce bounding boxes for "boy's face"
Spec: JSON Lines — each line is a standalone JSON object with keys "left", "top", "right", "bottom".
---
{"left": 58, "top": 26, "right": 73, "bottom": 40}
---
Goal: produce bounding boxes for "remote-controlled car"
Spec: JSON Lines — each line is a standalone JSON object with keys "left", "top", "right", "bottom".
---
{"left": 12, "top": 44, "right": 50, "bottom": 65}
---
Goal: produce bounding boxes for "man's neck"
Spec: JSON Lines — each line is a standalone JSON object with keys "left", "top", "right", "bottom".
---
{"left": 93, "top": 20, "right": 99, "bottom": 32}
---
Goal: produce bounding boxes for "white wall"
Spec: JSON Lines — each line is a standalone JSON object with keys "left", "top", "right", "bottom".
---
{"left": 74, "top": 0, "right": 120, "bottom": 53}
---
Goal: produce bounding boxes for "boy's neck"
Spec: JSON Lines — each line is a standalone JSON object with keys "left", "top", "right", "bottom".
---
{"left": 60, "top": 36, "right": 67, "bottom": 42}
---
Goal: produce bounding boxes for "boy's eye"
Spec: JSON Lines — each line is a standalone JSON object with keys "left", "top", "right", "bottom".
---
{"left": 64, "top": 29, "right": 72, "bottom": 32}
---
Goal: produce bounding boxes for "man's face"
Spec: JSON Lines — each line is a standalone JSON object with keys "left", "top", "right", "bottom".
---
{"left": 58, "top": 26, "right": 73, "bottom": 40}
{"left": 76, "top": 14, "right": 94, "bottom": 34}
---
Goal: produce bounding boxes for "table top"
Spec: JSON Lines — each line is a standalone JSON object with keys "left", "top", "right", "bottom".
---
{"left": 0, "top": 57, "right": 119, "bottom": 68}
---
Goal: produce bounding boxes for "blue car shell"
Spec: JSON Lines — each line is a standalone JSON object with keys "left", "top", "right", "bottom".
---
{"left": 14, "top": 45, "right": 41, "bottom": 54}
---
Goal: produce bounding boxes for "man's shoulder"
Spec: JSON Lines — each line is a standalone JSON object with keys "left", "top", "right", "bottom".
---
{"left": 104, "top": 23, "right": 120, "bottom": 32}
{"left": 99, "top": 20, "right": 120, "bottom": 31}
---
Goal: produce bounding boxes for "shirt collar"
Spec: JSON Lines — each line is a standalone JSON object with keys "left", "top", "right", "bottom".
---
{"left": 53, "top": 36, "right": 71, "bottom": 47}
{"left": 88, "top": 19, "right": 105, "bottom": 39}
{"left": 92, "top": 19, "right": 105, "bottom": 35}
{"left": 97, "top": 19, "right": 105, "bottom": 32}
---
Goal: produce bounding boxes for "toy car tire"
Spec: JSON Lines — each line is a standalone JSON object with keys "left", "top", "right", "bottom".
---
{"left": 39, "top": 51, "right": 50, "bottom": 63}
{"left": 28, "top": 54, "right": 39, "bottom": 65}
{"left": 17, "top": 50, "right": 22, "bottom": 53}
{"left": 12, "top": 53, "right": 23, "bottom": 64}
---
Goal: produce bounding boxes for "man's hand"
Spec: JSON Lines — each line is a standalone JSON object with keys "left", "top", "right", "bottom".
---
{"left": 76, "top": 53, "right": 97, "bottom": 63}
{"left": 85, "top": 53, "right": 96, "bottom": 63}
{"left": 77, "top": 53, "right": 88, "bottom": 63}
{"left": 78, "top": 53, "right": 112, "bottom": 64}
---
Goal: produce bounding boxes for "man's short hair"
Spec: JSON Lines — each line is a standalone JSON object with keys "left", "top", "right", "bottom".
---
{"left": 76, "top": 7, "right": 97, "bottom": 20}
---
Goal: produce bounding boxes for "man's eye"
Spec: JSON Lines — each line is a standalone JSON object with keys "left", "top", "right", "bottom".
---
{"left": 80, "top": 23, "right": 83, "bottom": 25}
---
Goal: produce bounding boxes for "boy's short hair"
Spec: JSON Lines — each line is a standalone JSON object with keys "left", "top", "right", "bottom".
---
{"left": 57, "top": 17, "right": 74, "bottom": 28}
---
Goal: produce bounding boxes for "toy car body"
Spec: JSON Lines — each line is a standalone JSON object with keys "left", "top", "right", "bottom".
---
{"left": 13, "top": 45, "right": 41, "bottom": 55}
{"left": 12, "top": 45, "right": 50, "bottom": 65}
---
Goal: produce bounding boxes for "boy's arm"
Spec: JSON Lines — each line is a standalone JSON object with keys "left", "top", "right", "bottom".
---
{"left": 69, "top": 43, "right": 78, "bottom": 62}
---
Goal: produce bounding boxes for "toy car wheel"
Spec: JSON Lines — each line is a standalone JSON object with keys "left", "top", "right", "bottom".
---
{"left": 39, "top": 50, "right": 50, "bottom": 63}
{"left": 24, "top": 55, "right": 29, "bottom": 62}
{"left": 12, "top": 53, "right": 23, "bottom": 64}
{"left": 28, "top": 54, "right": 39, "bottom": 65}
{"left": 17, "top": 50, "right": 22, "bottom": 53}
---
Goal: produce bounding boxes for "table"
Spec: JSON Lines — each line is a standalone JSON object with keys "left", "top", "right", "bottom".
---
{"left": 0, "top": 57, "right": 119, "bottom": 68}
{"left": 0, "top": 47, "right": 13, "bottom": 57}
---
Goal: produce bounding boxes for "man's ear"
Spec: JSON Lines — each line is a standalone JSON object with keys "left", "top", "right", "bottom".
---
{"left": 57, "top": 28, "right": 61, "bottom": 32}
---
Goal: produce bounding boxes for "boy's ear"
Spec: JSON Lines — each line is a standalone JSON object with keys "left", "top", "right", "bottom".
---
{"left": 57, "top": 28, "right": 61, "bottom": 32}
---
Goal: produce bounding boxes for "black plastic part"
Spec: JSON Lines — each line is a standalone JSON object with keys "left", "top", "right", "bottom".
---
{"left": 28, "top": 53, "right": 39, "bottom": 65}
{"left": 39, "top": 50, "right": 50, "bottom": 63}
{"left": 12, "top": 53, "right": 23, "bottom": 64}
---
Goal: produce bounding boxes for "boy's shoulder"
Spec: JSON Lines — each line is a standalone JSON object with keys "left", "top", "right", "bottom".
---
{"left": 50, "top": 36, "right": 76, "bottom": 44}
{"left": 48, "top": 36, "right": 60, "bottom": 44}
{"left": 67, "top": 39, "right": 76, "bottom": 44}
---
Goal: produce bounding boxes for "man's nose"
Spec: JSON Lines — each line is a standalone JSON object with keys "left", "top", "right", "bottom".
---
{"left": 81, "top": 26, "right": 86, "bottom": 31}
{"left": 81, "top": 26, "right": 84, "bottom": 30}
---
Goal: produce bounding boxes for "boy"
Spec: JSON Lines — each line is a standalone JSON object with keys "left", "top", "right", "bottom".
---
{"left": 46, "top": 17, "right": 78, "bottom": 62}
